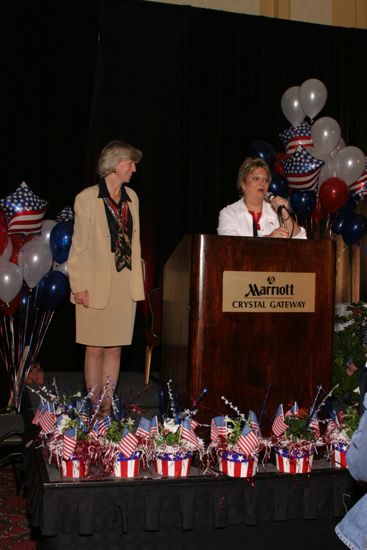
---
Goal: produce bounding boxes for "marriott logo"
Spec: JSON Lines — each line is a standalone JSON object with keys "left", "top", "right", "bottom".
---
{"left": 244, "top": 276, "right": 295, "bottom": 297}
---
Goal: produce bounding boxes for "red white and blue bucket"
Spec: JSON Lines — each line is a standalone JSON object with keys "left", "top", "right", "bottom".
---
{"left": 61, "top": 457, "right": 90, "bottom": 478}
{"left": 274, "top": 447, "right": 314, "bottom": 474}
{"left": 154, "top": 452, "right": 192, "bottom": 477}
{"left": 217, "top": 450, "right": 258, "bottom": 478}
{"left": 114, "top": 451, "right": 141, "bottom": 478}
{"left": 328, "top": 442, "right": 349, "bottom": 469}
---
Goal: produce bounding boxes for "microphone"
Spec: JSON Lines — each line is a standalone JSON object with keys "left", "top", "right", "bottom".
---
{"left": 264, "top": 192, "right": 291, "bottom": 225}
{"left": 264, "top": 191, "right": 274, "bottom": 203}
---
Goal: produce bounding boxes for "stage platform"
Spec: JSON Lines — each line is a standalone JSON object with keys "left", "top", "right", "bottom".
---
{"left": 22, "top": 444, "right": 360, "bottom": 550}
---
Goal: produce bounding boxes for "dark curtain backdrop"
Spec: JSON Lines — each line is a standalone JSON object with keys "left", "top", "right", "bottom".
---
{"left": 2, "top": 0, "right": 367, "bottom": 373}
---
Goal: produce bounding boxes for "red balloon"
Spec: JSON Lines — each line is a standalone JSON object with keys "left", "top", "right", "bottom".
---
{"left": 0, "top": 226, "right": 8, "bottom": 255}
{"left": 10, "top": 233, "right": 33, "bottom": 264}
{"left": 273, "top": 152, "right": 289, "bottom": 178}
{"left": 310, "top": 198, "right": 327, "bottom": 224}
{"left": 318, "top": 177, "right": 349, "bottom": 214}
{"left": 0, "top": 209, "right": 7, "bottom": 229}
{"left": 0, "top": 292, "right": 21, "bottom": 317}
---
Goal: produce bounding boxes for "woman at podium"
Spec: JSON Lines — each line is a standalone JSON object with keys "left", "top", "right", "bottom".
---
{"left": 217, "top": 157, "right": 306, "bottom": 239}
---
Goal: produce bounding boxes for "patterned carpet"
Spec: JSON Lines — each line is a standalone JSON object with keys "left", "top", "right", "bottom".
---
{"left": 0, "top": 464, "right": 37, "bottom": 549}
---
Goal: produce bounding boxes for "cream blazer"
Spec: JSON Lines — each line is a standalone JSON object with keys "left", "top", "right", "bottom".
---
{"left": 67, "top": 185, "right": 145, "bottom": 309}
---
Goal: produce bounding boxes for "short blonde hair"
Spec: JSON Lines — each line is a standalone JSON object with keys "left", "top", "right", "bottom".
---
{"left": 236, "top": 157, "right": 271, "bottom": 196}
{"left": 97, "top": 140, "right": 143, "bottom": 177}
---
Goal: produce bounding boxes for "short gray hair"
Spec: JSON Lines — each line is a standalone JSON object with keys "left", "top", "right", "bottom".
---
{"left": 97, "top": 140, "right": 143, "bottom": 177}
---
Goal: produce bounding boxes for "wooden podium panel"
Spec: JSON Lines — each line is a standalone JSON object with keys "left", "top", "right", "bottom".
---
{"left": 161, "top": 235, "right": 336, "bottom": 433}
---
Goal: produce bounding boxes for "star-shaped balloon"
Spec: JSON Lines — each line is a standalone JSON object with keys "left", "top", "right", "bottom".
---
{"left": 279, "top": 121, "right": 313, "bottom": 155}
{"left": 0, "top": 182, "right": 48, "bottom": 235}
{"left": 55, "top": 205, "right": 74, "bottom": 223}
{"left": 281, "top": 145, "right": 324, "bottom": 191}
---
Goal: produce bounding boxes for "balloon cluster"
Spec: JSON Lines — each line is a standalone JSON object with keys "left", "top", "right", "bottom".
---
{"left": 247, "top": 78, "right": 367, "bottom": 245}
{"left": 0, "top": 182, "right": 74, "bottom": 410}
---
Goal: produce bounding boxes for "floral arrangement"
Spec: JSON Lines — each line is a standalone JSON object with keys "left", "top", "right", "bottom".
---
{"left": 333, "top": 301, "right": 367, "bottom": 403}
{"left": 271, "top": 401, "right": 320, "bottom": 453}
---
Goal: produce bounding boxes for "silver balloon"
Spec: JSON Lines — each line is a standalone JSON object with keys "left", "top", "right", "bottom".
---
{"left": 23, "top": 239, "right": 53, "bottom": 288}
{"left": 280, "top": 86, "right": 305, "bottom": 127}
{"left": 39, "top": 219, "right": 57, "bottom": 245}
{"left": 299, "top": 79, "right": 327, "bottom": 120}
{"left": 330, "top": 137, "right": 345, "bottom": 159}
{"left": 311, "top": 117, "right": 341, "bottom": 154}
{"left": 0, "top": 260, "right": 23, "bottom": 303}
{"left": 335, "top": 146, "right": 365, "bottom": 186}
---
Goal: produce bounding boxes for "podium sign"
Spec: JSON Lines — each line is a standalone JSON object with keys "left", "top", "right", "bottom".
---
{"left": 222, "top": 271, "right": 316, "bottom": 312}
{"left": 162, "top": 235, "right": 336, "bottom": 434}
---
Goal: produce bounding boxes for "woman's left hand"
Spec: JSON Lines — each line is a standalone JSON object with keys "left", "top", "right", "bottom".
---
{"left": 270, "top": 196, "right": 290, "bottom": 218}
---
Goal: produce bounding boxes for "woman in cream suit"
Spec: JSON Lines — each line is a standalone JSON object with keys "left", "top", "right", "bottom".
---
{"left": 67, "top": 141, "right": 145, "bottom": 416}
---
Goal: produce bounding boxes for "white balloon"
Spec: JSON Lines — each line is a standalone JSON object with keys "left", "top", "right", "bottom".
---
{"left": 311, "top": 117, "right": 341, "bottom": 154}
{"left": 299, "top": 78, "right": 327, "bottom": 120}
{"left": 281, "top": 86, "right": 305, "bottom": 127}
{"left": 39, "top": 219, "right": 57, "bottom": 245}
{"left": 318, "top": 158, "right": 336, "bottom": 187}
{"left": 0, "top": 260, "right": 23, "bottom": 303}
{"left": 335, "top": 146, "right": 365, "bottom": 186}
{"left": 23, "top": 239, "right": 53, "bottom": 288}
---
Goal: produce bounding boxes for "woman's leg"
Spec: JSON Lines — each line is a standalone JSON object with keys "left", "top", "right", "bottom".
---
{"left": 84, "top": 345, "right": 121, "bottom": 416}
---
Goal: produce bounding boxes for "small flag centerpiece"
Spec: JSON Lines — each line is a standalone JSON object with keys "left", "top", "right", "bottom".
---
{"left": 151, "top": 381, "right": 205, "bottom": 477}
{"left": 271, "top": 402, "right": 319, "bottom": 474}
{"left": 324, "top": 405, "right": 359, "bottom": 469}
{"left": 210, "top": 397, "right": 265, "bottom": 478}
{"left": 99, "top": 417, "right": 142, "bottom": 478}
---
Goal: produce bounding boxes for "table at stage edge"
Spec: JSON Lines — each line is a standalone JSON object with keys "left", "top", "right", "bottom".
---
{"left": 22, "top": 446, "right": 360, "bottom": 550}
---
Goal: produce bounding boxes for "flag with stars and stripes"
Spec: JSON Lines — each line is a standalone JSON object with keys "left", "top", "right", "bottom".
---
{"left": 96, "top": 416, "right": 111, "bottom": 438}
{"left": 63, "top": 427, "right": 77, "bottom": 460}
{"left": 308, "top": 412, "right": 320, "bottom": 438}
{"left": 272, "top": 405, "right": 288, "bottom": 437}
{"left": 279, "top": 121, "right": 313, "bottom": 155}
{"left": 56, "top": 205, "right": 74, "bottom": 223}
{"left": 325, "top": 411, "right": 339, "bottom": 436}
{"left": 181, "top": 419, "right": 201, "bottom": 449}
{"left": 281, "top": 145, "right": 324, "bottom": 191}
{"left": 349, "top": 157, "right": 367, "bottom": 200}
{"left": 0, "top": 182, "right": 48, "bottom": 235}
{"left": 248, "top": 410, "right": 261, "bottom": 436}
{"left": 118, "top": 429, "right": 139, "bottom": 458}
{"left": 150, "top": 416, "right": 159, "bottom": 436}
{"left": 210, "top": 416, "right": 227, "bottom": 441}
{"left": 39, "top": 403, "right": 56, "bottom": 434}
{"left": 135, "top": 417, "right": 151, "bottom": 440}
{"left": 237, "top": 424, "right": 259, "bottom": 456}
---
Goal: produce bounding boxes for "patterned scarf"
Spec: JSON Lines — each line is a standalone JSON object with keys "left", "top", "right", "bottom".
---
{"left": 103, "top": 197, "right": 132, "bottom": 271}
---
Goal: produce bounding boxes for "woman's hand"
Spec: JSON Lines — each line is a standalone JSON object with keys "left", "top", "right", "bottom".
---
{"left": 73, "top": 290, "right": 89, "bottom": 307}
{"left": 270, "top": 196, "right": 290, "bottom": 217}
{"left": 268, "top": 227, "right": 289, "bottom": 238}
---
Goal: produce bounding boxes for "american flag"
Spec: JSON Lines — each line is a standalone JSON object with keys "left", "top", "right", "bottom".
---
{"left": 39, "top": 404, "right": 56, "bottom": 434}
{"left": 54, "top": 414, "right": 67, "bottom": 437}
{"left": 346, "top": 357, "right": 358, "bottom": 376}
{"left": 0, "top": 182, "right": 48, "bottom": 235}
{"left": 281, "top": 145, "right": 324, "bottom": 191}
{"left": 237, "top": 424, "right": 259, "bottom": 456}
{"left": 308, "top": 412, "right": 320, "bottom": 438}
{"left": 77, "top": 400, "right": 90, "bottom": 426}
{"left": 289, "top": 401, "right": 299, "bottom": 415}
{"left": 181, "top": 419, "right": 201, "bottom": 449}
{"left": 248, "top": 410, "right": 261, "bottom": 436}
{"left": 89, "top": 423, "right": 99, "bottom": 442}
{"left": 210, "top": 416, "right": 227, "bottom": 441}
{"left": 325, "top": 411, "right": 339, "bottom": 435}
{"left": 97, "top": 416, "right": 111, "bottom": 437}
{"left": 279, "top": 121, "right": 313, "bottom": 155}
{"left": 150, "top": 416, "right": 159, "bottom": 436}
{"left": 63, "top": 427, "right": 77, "bottom": 460}
{"left": 272, "top": 405, "right": 288, "bottom": 437}
{"left": 32, "top": 403, "right": 45, "bottom": 425}
{"left": 349, "top": 156, "right": 367, "bottom": 199}
{"left": 135, "top": 417, "right": 151, "bottom": 440}
{"left": 118, "top": 430, "right": 139, "bottom": 458}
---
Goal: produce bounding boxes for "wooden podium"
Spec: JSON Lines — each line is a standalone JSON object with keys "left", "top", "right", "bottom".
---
{"left": 161, "top": 235, "right": 336, "bottom": 433}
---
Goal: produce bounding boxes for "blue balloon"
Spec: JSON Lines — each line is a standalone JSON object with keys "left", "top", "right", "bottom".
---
{"left": 330, "top": 196, "right": 356, "bottom": 235}
{"left": 269, "top": 172, "right": 289, "bottom": 199}
{"left": 341, "top": 214, "right": 367, "bottom": 245}
{"left": 289, "top": 190, "right": 317, "bottom": 222}
{"left": 50, "top": 221, "right": 74, "bottom": 263}
{"left": 247, "top": 140, "right": 277, "bottom": 170}
{"left": 35, "top": 271, "right": 69, "bottom": 311}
